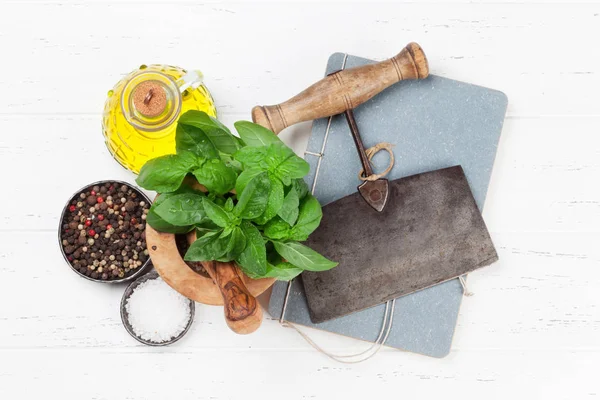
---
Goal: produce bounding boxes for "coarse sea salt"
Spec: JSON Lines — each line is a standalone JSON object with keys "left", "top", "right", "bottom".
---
{"left": 125, "top": 277, "right": 191, "bottom": 343}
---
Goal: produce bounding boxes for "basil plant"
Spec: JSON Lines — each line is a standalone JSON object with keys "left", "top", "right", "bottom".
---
{"left": 136, "top": 111, "right": 337, "bottom": 280}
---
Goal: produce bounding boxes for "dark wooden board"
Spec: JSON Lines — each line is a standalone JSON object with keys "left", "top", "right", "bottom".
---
{"left": 302, "top": 166, "right": 498, "bottom": 323}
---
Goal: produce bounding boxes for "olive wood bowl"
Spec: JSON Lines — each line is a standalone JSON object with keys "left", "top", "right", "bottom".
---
{"left": 146, "top": 218, "right": 275, "bottom": 306}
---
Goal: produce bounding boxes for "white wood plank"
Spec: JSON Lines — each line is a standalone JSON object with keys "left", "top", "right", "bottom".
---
{"left": 0, "top": 349, "right": 597, "bottom": 399}
{"left": 0, "top": 3, "right": 599, "bottom": 117}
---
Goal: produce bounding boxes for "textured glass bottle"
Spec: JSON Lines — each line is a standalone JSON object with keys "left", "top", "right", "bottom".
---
{"left": 102, "top": 64, "right": 217, "bottom": 173}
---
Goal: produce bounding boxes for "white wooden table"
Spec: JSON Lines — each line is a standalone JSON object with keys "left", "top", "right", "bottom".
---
{"left": 1, "top": 1, "right": 598, "bottom": 398}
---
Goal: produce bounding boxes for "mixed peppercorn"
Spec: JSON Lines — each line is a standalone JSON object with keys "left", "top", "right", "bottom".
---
{"left": 60, "top": 182, "right": 150, "bottom": 281}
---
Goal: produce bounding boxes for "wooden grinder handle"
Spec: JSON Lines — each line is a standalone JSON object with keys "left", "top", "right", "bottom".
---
{"left": 252, "top": 42, "right": 429, "bottom": 134}
{"left": 202, "top": 261, "right": 263, "bottom": 334}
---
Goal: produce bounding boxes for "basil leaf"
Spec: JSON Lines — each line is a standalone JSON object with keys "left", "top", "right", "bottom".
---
{"left": 263, "top": 262, "right": 304, "bottom": 281}
{"left": 146, "top": 193, "right": 194, "bottom": 234}
{"left": 217, "top": 227, "right": 247, "bottom": 262}
{"left": 266, "top": 244, "right": 282, "bottom": 264}
{"left": 234, "top": 172, "right": 270, "bottom": 219}
{"left": 292, "top": 178, "right": 309, "bottom": 200}
{"left": 153, "top": 192, "right": 207, "bottom": 226}
{"left": 253, "top": 174, "right": 284, "bottom": 225}
{"left": 235, "top": 221, "right": 267, "bottom": 276}
{"left": 212, "top": 195, "right": 226, "bottom": 206}
{"left": 192, "top": 158, "right": 237, "bottom": 195}
{"left": 196, "top": 223, "right": 220, "bottom": 237}
{"left": 233, "top": 146, "right": 267, "bottom": 169}
{"left": 219, "top": 152, "right": 243, "bottom": 173}
{"left": 272, "top": 241, "right": 337, "bottom": 272}
{"left": 264, "top": 144, "right": 310, "bottom": 185}
{"left": 274, "top": 156, "right": 309, "bottom": 185}
{"left": 178, "top": 110, "right": 240, "bottom": 154}
{"left": 288, "top": 194, "right": 322, "bottom": 241}
{"left": 235, "top": 168, "right": 262, "bottom": 195}
{"left": 263, "top": 217, "right": 292, "bottom": 240}
{"left": 224, "top": 197, "right": 234, "bottom": 212}
{"left": 185, "top": 230, "right": 231, "bottom": 261}
{"left": 234, "top": 121, "right": 282, "bottom": 147}
{"left": 202, "top": 197, "right": 234, "bottom": 228}
{"left": 263, "top": 143, "right": 294, "bottom": 170}
{"left": 136, "top": 152, "right": 198, "bottom": 193}
{"left": 176, "top": 123, "right": 220, "bottom": 159}
{"left": 278, "top": 186, "right": 299, "bottom": 225}
{"left": 220, "top": 226, "right": 233, "bottom": 238}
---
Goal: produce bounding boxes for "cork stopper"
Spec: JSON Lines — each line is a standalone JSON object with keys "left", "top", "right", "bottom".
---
{"left": 132, "top": 81, "right": 167, "bottom": 117}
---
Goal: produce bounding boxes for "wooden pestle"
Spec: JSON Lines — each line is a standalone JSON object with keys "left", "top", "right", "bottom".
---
{"left": 252, "top": 42, "right": 429, "bottom": 134}
{"left": 174, "top": 183, "right": 266, "bottom": 335}
{"left": 202, "top": 260, "right": 263, "bottom": 334}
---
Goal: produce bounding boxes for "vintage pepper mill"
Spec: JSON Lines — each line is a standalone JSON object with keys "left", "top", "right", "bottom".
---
{"left": 102, "top": 64, "right": 217, "bottom": 173}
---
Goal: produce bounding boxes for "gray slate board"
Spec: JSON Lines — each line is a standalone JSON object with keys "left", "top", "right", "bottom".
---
{"left": 268, "top": 52, "right": 508, "bottom": 358}
{"left": 303, "top": 166, "right": 498, "bottom": 323}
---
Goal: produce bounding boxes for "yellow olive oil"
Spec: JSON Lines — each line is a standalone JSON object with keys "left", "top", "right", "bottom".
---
{"left": 102, "top": 64, "right": 217, "bottom": 174}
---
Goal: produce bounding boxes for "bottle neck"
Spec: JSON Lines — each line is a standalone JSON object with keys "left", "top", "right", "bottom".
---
{"left": 121, "top": 71, "right": 182, "bottom": 133}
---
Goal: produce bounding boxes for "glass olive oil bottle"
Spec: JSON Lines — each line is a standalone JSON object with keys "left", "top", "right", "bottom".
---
{"left": 102, "top": 64, "right": 217, "bottom": 174}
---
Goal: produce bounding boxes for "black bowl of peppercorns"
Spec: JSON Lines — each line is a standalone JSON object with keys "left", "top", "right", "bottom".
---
{"left": 59, "top": 180, "right": 152, "bottom": 283}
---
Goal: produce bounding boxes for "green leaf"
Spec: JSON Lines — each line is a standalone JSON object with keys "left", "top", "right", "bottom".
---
{"left": 176, "top": 123, "right": 220, "bottom": 159}
{"left": 272, "top": 241, "right": 337, "bottom": 272}
{"left": 192, "top": 158, "right": 237, "bottom": 195}
{"left": 263, "top": 262, "right": 304, "bottom": 281}
{"left": 274, "top": 158, "right": 309, "bottom": 185}
{"left": 235, "top": 221, "right": 267, "bottom": 276}
{"left": 184, "top": 230, "right": 230, "bottom": 261}
{"left": 202, "top": 197, "right": 234, "bottom": 228}
{"left": 146, "top": 193, "right": 195, "bottom": 234}
{"left": 220, "top": 226, "right": 233, "bottom": 238}
{"left": 263, "top": 144, "right": 310, "bottom": 185}
{"left": 289, "top": 194, "right": 322, "bottom": 241}
{"left": 195, "top": 223, "right": 220, "bottom": 237}
{"left": 217, "top": 227, "right": 247, "bottom": 262}
{"left": 178, "top": 110, "right": 241, "bottom": 154}
{"left": 219, "top": 152, "right": 243, "bottom": 173}
{"left": 212, "top": 195, "right": 226, "bottom": 206}
{"left": 292, "top": 178, "right": 309, "bottom": 199}
{"left": 278, "top": 186, "right": 299, "bottom": 225}
{"left": 136, "top": 152, "right": 199, "bottom": 193}
{"left": 263, "top": 143, "right": 294, "bottom": 170}
{"left": 263, "top": 217, "right": 292, "bottom": 240}
{"left": 233, "top": 146, "right": 267, "bottom": 169}
{"left": 234, "top": 121, "right": 282, "bottom": 147}
{"left": 224, "top": 197, "right": 234, "bottom": 212}
{"left": 153, "top": 192, "right": 207, "bottom": 226}
{"left": 235, "top": 168, "right": 262, "bottom": 195}
{"left": 234, "top": 172, "right": 270, "bottom": 219}
{"left": 266, "top": 244, "right": 282, "bottom": 264}
{"left": 253, "top": 175, "right": 284, "bottom": 225}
